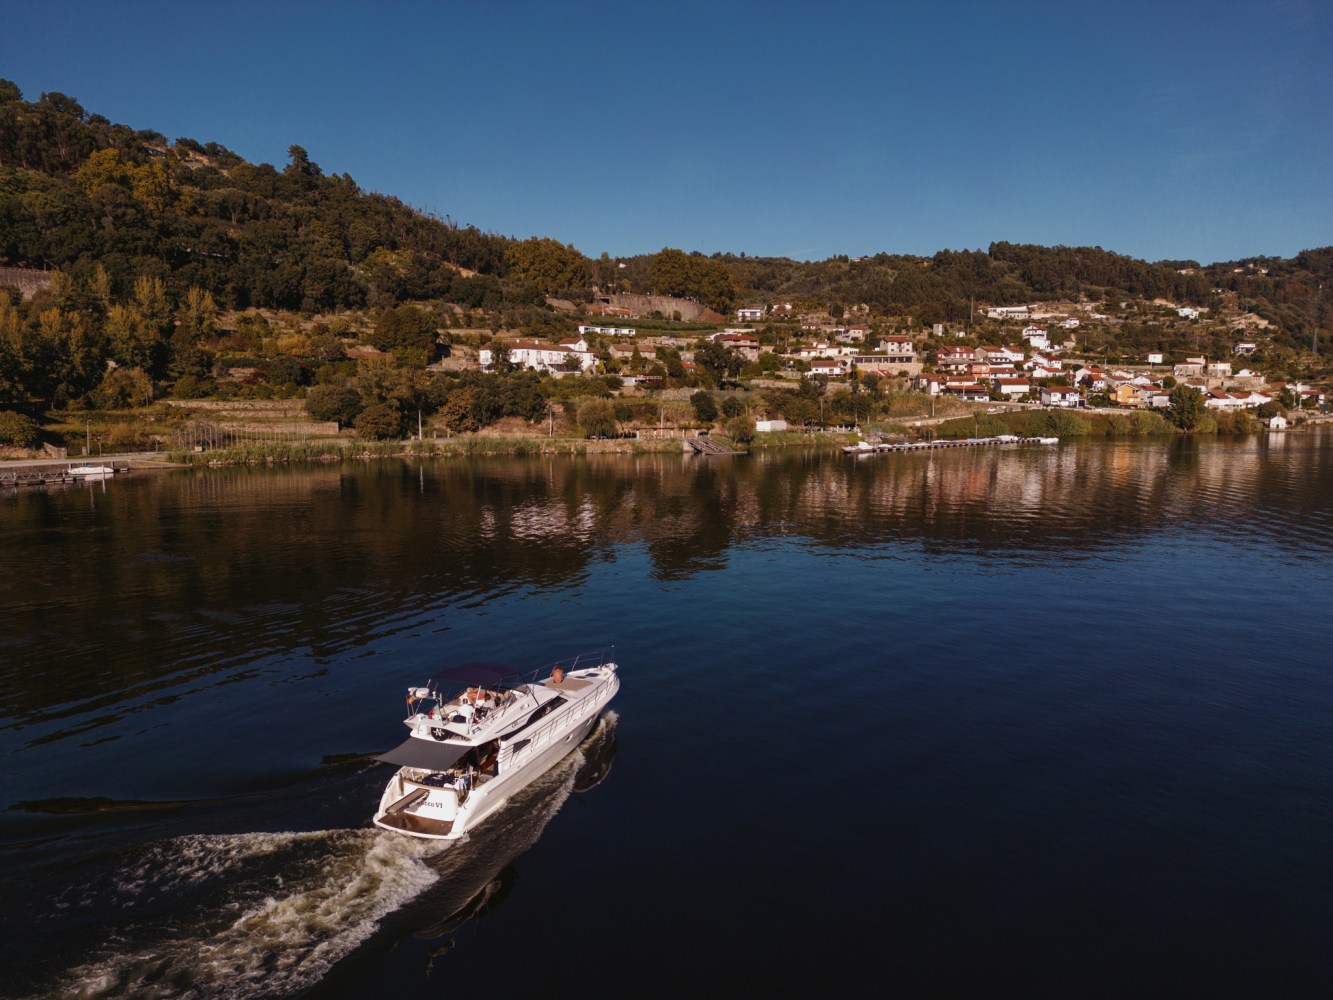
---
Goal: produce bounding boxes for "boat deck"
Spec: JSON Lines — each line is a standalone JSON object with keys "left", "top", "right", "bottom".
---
{"left": 376, "top": 811, "right": 454, "bottom": 836}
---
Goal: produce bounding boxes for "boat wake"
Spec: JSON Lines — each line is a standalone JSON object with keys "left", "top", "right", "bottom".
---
{"left": 33, "top": 713, "right": 619, "bottom": 1000}
{"left": 46, "top": 829, "right": 438, "bottom": 1000}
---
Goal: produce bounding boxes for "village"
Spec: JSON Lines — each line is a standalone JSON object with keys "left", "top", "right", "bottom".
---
{"left": 468, "top": 299, "right": 1327, "bottom": 432}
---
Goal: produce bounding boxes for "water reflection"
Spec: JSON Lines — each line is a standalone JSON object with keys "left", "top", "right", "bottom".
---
{"left": 2, "top": 433, "right": 1331, "bottom": 736}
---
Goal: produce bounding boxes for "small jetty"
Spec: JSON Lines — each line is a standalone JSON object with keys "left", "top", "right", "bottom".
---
{"left": 844, "top": 435, "right": 1058, "bottom": 456}
{"left": 686, "top": 436, "right": 744, "bottom": 456}
{"left": 0, "top": 462, "right": 132, "bottom": 490}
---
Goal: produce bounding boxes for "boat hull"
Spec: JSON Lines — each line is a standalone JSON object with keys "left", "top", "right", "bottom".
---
{"left": 373, "top": 665, "right": 617, "bottom": 841}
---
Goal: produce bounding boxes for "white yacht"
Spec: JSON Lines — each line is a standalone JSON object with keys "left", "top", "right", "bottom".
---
{"left": 372, "top": 651, "right": 620, "bottom": 840}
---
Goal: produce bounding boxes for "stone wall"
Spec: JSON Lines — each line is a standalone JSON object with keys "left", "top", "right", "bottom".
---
{"left": 605, "top": 293, "right": 725, "bottom": 324}
{"left": 0, "top": 267, "right": 54, "bottom": 300}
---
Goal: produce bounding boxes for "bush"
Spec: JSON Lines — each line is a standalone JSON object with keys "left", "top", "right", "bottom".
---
{"left": 94, "top": 367, "right": 154, "bottom": 409}
{"left": 305, "top": 384, "right": 364, "bottom": 426}
{"left": 721, "top": 395, "right": 745, "bottom": 418}
{"left": 354, "top": 402, "right": 404, "bottom": 440}
{"left": 577, "top": 397, "right": 618, "bottom": 438}
{"left": 0, "top": 410, "right": 40, "bottom": 448}
{"left": 690, "top": 390, "right": 718, "bottom": 423}
{"left": 725, "top": 414, "right": 756, "bottom": 445}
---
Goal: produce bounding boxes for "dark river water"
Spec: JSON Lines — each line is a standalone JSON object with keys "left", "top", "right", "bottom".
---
{"left": 2, "top": 432, "right": 1331, "bottom": 998}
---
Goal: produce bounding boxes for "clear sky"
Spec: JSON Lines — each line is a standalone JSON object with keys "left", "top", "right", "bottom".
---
{"left": 4, "top": 1, "right": 1330, "bottom": 264}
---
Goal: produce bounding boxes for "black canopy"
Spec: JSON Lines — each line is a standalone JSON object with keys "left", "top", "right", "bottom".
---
{"left": 427, "top": 662, "right": 518, "bottom": 690}
{"left": 377, "top": 737, "right": 470, "bottom": 771}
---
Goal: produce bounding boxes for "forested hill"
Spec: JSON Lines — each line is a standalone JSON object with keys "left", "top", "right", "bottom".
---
{"left": 0, "top": 79, "right": 1329, "bottom": 341}
{"left": 0, "top": 81, "right": 514, "bottom": 312}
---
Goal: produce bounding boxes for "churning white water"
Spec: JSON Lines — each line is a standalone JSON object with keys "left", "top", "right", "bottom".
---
{"left": 45, "top": 715, "right": 615, "bottom": 1000}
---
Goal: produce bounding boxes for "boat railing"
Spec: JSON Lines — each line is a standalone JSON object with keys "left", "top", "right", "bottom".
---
{"left": 425, "top": 647, "right": 615, "bottom": 705}
{"left": 495, "top": 673, "right": 613, "bottom": 770}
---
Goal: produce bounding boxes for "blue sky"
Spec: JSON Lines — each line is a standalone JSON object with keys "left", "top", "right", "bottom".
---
{"left": 4, "top": 1, "right": 1329, "bottom": 264}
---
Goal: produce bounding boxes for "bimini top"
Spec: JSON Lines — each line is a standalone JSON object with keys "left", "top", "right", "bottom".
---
{"left": 377, "top": 737, "right": 471, "bottom": 771}
{"left": 426, "top": 661, "right": 519, "bottom": 691}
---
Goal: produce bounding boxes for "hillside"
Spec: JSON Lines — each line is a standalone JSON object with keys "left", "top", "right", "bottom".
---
{"left": 0, "top": 79, "right": 1329, "bottom": 453}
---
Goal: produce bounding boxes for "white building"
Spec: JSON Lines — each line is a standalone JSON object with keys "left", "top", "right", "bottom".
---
{"left": 481, "top": 340, "right": 597, "bottom": 373}
{"left": 1178, "top": 307, "right": 1200, "bottom": 320}
{"left": 578, "top": 325, "right": 637, "bottom": 337}
{"left": 985, "top": 305, "right": 1030, "bottom": 319}
{"left": 1021, "top": 326, "right": 1050, "bottom": 350}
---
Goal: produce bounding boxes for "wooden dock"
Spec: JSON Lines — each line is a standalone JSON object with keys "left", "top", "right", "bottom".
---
{"left": 686, "top": 436, "right": 744, "bottom": 456}
{"left": 0, "top": 461, "right": 133, "bottom": 490}
{"left": 844, "top": 435, "right": 1058, "bottom": 456}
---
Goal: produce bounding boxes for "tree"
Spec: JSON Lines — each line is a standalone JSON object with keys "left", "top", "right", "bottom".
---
{"left": 0, "top": 409, "right": 40, "bottom": 447}
{"left": 577, "top": 397, "right": 618, "bottom": 438}
{"left": 305, "top": 384, "right": 364, "bottom": 426}
{"left": 505, "top": 237, "right": 590, "bottom": 293}
{"left": 724, "top": 414, "right": 756, "bottom": 445}
{"left": 649, "top": 249, "right": 735, "bottom": 312}
{"left": 721, "top": 395, "right": 745, "bottom": 418}
{"left": 354, "top": 402, "right": 403, "bottom": 439}
{"left": 1167, "top": 384, "right": 1206, "bottom": 430}
{"left": 690, "top": 390, "right": 718, "bottom": 423}
{"left": 94, "top": 366, "right": 153, "bottom": 409}
{"left": 694, "top": 340, "right": 742, "bottom": 386}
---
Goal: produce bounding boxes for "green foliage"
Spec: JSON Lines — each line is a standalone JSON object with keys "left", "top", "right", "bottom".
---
{"left": 0, "top": 409, "right": 40, "bottom": 447}
{"left": 576, "top": 397, "right": 618, "bottom": 438}
{"left": 721, "top": 395, "right": 745, "bottom": 418}
{"left": 650, "top": 249, "right": 735, "bottom": 312}
{"left": 693, "top": 339, "right": 742, "bottom": 386}
{"left": 305, "top": 384, "right": 364, "bottom": 426}
{"left": 724, "top": 414, "right": 756, "bottom": 444}
{"left": 354, "top": 402, "right": 403, "bottom": 439}
{"left": 1168, "top": 384, "right": 1206, "bottom": 430}
{"left": 369, "top": 304, "right": 438, "bottom": 354}
{"left": 690, "top": 390, "right": 718, "bottom": 423}
{"left": 505, "top": 237, "right": 589, "bottom": 293}
{"left": 93, "top": 366, "right": 153, "bottom": 409}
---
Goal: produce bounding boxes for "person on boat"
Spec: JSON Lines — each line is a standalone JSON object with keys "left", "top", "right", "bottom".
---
{"left": 456, "top": 700, "right": 475, "bottom": 729}
{"left": 551, "top": 668, "right": 565, "bottom": 685}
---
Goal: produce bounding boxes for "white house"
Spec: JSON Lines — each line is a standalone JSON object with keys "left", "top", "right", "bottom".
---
{"left": 977, "top": 345, "right": 1024, "bottom": 364}
{"left": 876, "top": 336, "right": 917, "bottom": 362}
{"left": 481, "top": 340, "right": 597, "bottom": 373}
{"left": 736, "top": 307, "right": 765, "bottom": 322}
{"left": 755, "top": 418, "right": 789, "bottom": 432}
{"left": 993, "top": 378, "right": 1032, "bottom": 398}
{"left": 1146, "top": 352, "right": 1164, "bottom": 365}
{"left": 578, "top": 325, "right": 637, "bottom": 337}
{"left": 985, "top": 305, "right": 1030, "bottom": 319}
{"left": 1059, "top": 317, "right": 1081, "bottom": 329}
{"left": 1234, "top": 341, "right": 1257, "bottom": 355}
{"left": 806, "top": 358, "right": 846, "bottom": 377}
{"left": 1206, "top": 361, "right": 1232, "bottom": 378}
{"left": 1073, "top": 366, "right": 1108, "bottom": 390}
{"left": 941, "top": 380, "right": 989, "bottom": 401}
{"left": 1173, "top": 357, "right": 1206, "bottom": 377}
{"left": 915, "top": 374, "right": 947, "bottom": 395}
{"left": 1021, "top": 326, "right": 1050, "bottom": 350}
{"left": 1041, "top": 384, "right": 1082, "bottom": 407}
{"left": 1178, "top": 307, "right": 1200, "bottom": 320}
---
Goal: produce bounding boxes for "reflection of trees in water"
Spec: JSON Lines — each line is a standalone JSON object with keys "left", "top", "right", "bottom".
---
{"left": 3, "top": 437, "right": 1330, "bottom": 718}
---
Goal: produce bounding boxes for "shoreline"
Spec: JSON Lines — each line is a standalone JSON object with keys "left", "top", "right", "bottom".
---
{"left": 3, "top": 419, "right": 1327, "bottom": 475}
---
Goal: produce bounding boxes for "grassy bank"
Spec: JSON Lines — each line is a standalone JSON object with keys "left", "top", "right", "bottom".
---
{"left": 165, "top": 434, "right": 692, "bottom": 466}
{"left": 930, "top": 407, "right": 1267, "bottom": 439}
